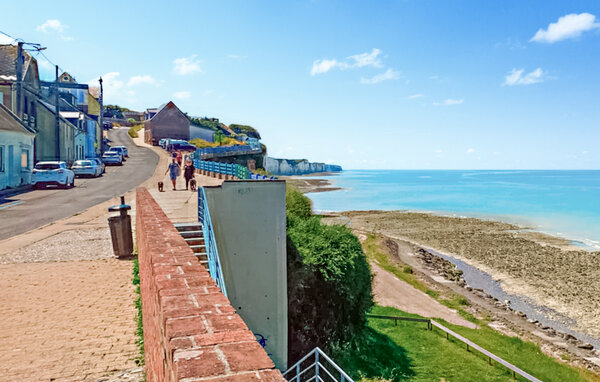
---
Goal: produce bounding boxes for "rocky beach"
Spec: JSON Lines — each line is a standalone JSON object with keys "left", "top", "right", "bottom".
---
{"left": 335, "top": 210, "right": 600, "bottom": 342}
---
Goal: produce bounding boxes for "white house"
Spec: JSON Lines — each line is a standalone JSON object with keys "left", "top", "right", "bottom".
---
{"left": 0, "top": 103, "right": 35, "bottom": 191}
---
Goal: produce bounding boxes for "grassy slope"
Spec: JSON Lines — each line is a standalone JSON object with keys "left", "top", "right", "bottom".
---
{"left": 331, "top": 235, "right": 595, "bottom": 382}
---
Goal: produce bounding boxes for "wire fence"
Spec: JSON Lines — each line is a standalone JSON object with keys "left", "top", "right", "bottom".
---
{"left": 367, "top": 314, "right": 543, "bottom": 382}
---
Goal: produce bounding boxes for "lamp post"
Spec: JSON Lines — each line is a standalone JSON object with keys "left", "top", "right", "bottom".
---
{"left": 99, "top": 76, "right": 103, "bottom": 156}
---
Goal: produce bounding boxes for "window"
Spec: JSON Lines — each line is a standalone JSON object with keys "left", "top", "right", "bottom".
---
{"left": 0, "top": 91, "right": 3, "bottom": 105}
{"left": 21, "top": 150, "right": 29, "bottom": 170}
{"left": 0, "top": 146, "right": 4, "bottom": 172}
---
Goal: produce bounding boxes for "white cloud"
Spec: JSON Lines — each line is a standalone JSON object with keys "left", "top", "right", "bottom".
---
{"left": 127, "top": 75, "right": 159, "bottom": 87}
{"left": 173, "top": 91, "right": 191, "bottom": 100}
{"left": 503, "top": 68, "right": 545, "bottom": 86}
{"left": 531, "top": 13, "right": 600, "bottom": 43}
{"left": 36, "top": 19, "right": 73, "bottom": 41}
{"left": 466, "top": 148, "right": 475, "bottom": 154}
{"left": 311, "top": 48, "right": 384, "bottom": 75}
{"left": 433, "top": 99, "right": 464, "bottom": 106}
{"left": 429, "top": 75, "right": 439, "bottom": 80}
{"left": 408, "top": 94, "right": 424, "bottom": 99}
{"left": 88, "top": 72, "right": 134, "bottom": 105}
{"left": 227, "top": 54, "right": 245, "bottom": 59}
{"left": 360, "top": 68, "right": 399, "bottom": 85}
{"left": 311, "top": 58, "right": 340, "bottom": 75}
{"left": 348, "top": 48, "right": 383, "bottom": 68}
{"left": 36, "top": 19, "right": 66, "bottom": 33}
{"left": 173, "top": 55, "right": 202, "bottom": 75}
{"left": 435, "top": 149, "right": 443, "bottom": 153}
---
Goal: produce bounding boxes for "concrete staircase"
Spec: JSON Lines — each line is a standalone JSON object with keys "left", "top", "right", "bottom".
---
{"left": 174, "top": 223, "right": 208, "bottom": 269}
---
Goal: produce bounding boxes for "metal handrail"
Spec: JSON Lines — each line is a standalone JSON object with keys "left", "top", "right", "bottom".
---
{"left": 283, "top": 347, "right": 354, "bottom": 382}
{"left": 368, "top": 314, "right": 543, "bottom": 382}
{"left": 198, "top": 187, "right": 227, "bottom": 296}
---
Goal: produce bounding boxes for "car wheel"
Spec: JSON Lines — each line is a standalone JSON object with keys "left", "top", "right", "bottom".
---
{"left": 70, "top": 178, "right": 75, "bottom": 188}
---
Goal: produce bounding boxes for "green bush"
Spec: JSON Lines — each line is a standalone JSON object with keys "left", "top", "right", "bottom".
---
{"left": 286, "top": 187, "right": 373, "bottom": 362}
{"left": 286, "top": 187, "right": 312, "bottom": 219}
{"left": 128, "top": 124, "right": 143, "bottom": 138}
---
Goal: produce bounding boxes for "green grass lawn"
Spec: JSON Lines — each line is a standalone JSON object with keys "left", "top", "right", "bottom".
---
{"left": 332, "top": 306, "right": 593, "bottom": 382}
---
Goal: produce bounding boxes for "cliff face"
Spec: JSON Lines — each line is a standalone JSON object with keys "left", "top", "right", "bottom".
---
{"left": 265, "top": 157, "right": 342, "bottom": 176}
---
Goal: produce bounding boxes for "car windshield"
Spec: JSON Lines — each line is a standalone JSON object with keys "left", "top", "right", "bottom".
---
{"left": 104, "top": 153, "right": 118, "bottom": 156}
{"left": 74, "top": 161, "right": 92, "bottom": 166}
{"left": 35, "top": 163, "right": 60, "bottom": 170}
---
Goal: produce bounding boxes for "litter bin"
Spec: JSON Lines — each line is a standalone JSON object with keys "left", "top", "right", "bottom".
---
{"left": 108, "top": 196, "right": 133, "bottom": 258}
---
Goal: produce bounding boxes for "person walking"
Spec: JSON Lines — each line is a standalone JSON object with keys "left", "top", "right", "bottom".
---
{"left": 176, "top": 151, "right": 183, "bottom": 167}
{"left": 183, "top": 159, "right": 196, "bottom": 190}
{"left": 165, "top": 159, "right": 180, "bottom": 190}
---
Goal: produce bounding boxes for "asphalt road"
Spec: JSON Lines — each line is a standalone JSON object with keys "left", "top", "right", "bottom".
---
{"left": 0, "top": 128, "right": 159, "bottom": 241}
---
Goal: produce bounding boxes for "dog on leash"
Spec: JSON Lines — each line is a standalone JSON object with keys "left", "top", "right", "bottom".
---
{"left": 189, "top": 179, "right": 197, "bottom": 191}
{"left": 158, "top": 181, "right": 164, "bottom": 192}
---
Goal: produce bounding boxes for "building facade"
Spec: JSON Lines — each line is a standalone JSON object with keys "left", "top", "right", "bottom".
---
{"left": 143, "top": 101, "right": 189, "bottom": 145}
{"left": 0, "top": 103, "right": 35, "bottom": 190}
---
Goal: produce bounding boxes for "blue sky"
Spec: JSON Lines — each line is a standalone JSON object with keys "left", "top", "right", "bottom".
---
{"left": 2, "top": 1, "right": 599, "bottom": 169}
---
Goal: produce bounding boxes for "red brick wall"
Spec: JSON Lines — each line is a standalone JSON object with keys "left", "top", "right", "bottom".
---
{"left": 136, "top": 187, "right": 286, "bottom": 381}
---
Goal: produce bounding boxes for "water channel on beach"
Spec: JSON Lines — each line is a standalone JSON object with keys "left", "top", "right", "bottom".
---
{"left": 425, "top": 247, "right": 600, "bottom": 350}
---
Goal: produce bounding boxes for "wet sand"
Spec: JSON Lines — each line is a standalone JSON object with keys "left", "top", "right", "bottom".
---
{"left": 283, "top": 175, "right": 341, "bottom": 193}
{"left": 337, "top": 210, "right": 600, "bottom": 341}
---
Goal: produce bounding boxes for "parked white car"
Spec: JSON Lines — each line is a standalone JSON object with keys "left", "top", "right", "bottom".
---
{"left": 86, "top": 158, "right": 105, "bottom": 174}
{"left": 102, "top": 152, "right": 123, "bottom": 166}
{"left": 113, "top": 145, "right": 129, "bottom": 157}
{"left": 71, "top": 160, "right": 102, "bottom": 178}
{"left": 32, "top": 161, "right": 75, "bottom": 189}
{"left": 107, "top": 147, "right": 127, "bottom": 161}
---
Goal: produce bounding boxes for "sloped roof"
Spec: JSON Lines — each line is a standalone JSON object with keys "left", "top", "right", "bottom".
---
{"left": 148, "top": 101, "right": 186, "bottom": 121}
{"left": 0, "top": 44, "right": 33, "bottom": 82}
{"left": 0, "top": 103, "right": 34, "bottom": 135}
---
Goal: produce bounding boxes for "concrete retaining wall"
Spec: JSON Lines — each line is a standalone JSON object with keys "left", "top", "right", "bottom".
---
{"left": 204, "top": 180, "right": 288, "bottom": 369}
{"left": 135, "top": 187, "right": 285, "bottom": 381}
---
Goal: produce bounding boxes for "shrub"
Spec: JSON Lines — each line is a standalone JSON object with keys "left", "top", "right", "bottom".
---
{"left": 286, "top": 187, "right": 373, "bottom": 362}
{"left": 128, "top": 124, "right": 143, "bottom": 138}
{"left": 286, "top": 186, "right": 312, "bottom": 219}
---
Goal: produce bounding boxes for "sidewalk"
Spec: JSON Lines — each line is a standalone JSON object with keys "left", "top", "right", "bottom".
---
{"left": 0, "top": 130, "right": 222, "bottom": 381}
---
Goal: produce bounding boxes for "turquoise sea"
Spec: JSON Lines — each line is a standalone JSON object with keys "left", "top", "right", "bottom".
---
{"left": 306, "top": 170, "right": 600, "bottom": 250}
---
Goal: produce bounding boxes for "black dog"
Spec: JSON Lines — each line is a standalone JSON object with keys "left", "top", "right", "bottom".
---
{"left": 158, "top": 181, "right": 164, "bottom": 192}
{"left": 189, "top": 179, "right": 197, "bottom": 191}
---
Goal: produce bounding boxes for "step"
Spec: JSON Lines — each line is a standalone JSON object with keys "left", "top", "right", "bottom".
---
{"left": 185, "top": 238, "right": 205, "bottom": 245}
{"left": 180, "top": 230, "right": 203, "bottom": 238}
{"left": 174, "top": 222, "right": 203, "bottom": 232}
{"left": 190, "top": 244, "right": 206, "bottom": 253}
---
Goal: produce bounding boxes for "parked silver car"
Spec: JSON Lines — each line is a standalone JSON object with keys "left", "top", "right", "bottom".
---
{"left": 71, "top": 160, "right": 102, "bottom": 178}
{"left": 32, "top": 161, "right": 75, "bottom": 189}
{"left": 102, "top": 152, "right": 123, "bottom": 166}
{"left": 86, "top": 158, "right": 105, "bottom": 174}
{"left": 107, "top": 147, "right": 127, "bottom": 161}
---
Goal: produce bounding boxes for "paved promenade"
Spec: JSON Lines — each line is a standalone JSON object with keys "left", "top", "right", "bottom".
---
{"left": 0, "top": 131, "right": 221, "bottom": 381}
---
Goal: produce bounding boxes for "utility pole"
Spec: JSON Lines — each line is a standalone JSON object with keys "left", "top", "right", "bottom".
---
{"left": 15, "top": 42, "right": 23, "bottom": 118}
{"left": 99, "top": 76, "right": 103, "bottom": 157}
{"left": 55, "top": 65, "right": 60, "bottom": 161}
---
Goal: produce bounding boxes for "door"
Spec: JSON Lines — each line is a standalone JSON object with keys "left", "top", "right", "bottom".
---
{"left": 7, "top": 145, "right": 14, "bottom": 186}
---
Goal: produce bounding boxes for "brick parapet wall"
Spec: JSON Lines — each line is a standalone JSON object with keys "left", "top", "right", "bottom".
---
{"left": 136, "top": 187, "right": 286, "bottom": 381}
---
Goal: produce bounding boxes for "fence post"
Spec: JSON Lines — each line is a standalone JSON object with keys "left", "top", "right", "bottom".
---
{"left": 295, "top": 363, "right": 300, "bottom": 382}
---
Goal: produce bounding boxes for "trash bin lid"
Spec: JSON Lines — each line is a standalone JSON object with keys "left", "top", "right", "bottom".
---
{"left": 108, "top": 204, "right": 131, "bottom": 212}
